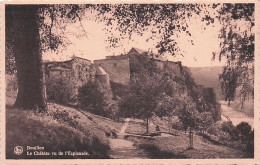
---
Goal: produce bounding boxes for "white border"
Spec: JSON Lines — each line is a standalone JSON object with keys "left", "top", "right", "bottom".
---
{"left": 1, "top": 0, "right": 259, "bottom": 164}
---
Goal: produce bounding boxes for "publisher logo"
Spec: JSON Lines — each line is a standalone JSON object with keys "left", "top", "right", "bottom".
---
{"left": 14, "top": 146, "right": 23, "bottom": 155}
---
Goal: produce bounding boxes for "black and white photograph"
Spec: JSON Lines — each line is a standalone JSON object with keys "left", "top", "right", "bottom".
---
{"left": 5, "top": 2, "right": 254, "bottom": 160}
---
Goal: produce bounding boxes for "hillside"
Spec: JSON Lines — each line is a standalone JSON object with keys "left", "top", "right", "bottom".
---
{"left": 189, "top": 66, "right": 223, "bottom": 100}
{"left": 6, "top": 91, "right": 122, "bottom": 159}
{"left": 6, "top": 90, "right": 253, "bottom": 159}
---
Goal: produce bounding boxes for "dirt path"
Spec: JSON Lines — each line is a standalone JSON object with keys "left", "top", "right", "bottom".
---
{"left": 219, "top": 100, "right": 254, "bottom": 128}
{"left": 118, "top": 118, "right": 130, "bottom": 137}
{"left": 108, "top": 118, "right": 149, "bottom": 159}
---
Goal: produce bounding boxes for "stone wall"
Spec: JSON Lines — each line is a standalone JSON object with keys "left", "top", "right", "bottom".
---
{"left": 93, "top": 57, "right": 130, "bottom": 85}
{"left": 165, "top": 61, "right": 183, "bottom": 77}
{"left": 153, "top": 59, "right": 182, "bottom": 77}
{"left": 45, "top": 57, "right": 94, "bottom": 87}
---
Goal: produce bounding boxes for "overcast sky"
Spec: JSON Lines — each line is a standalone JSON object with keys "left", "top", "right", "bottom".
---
{"left": 43, "top": 6, "right": 227, "bottom": 67}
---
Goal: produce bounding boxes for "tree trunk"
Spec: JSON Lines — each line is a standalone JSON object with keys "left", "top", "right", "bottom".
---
{"left": 6, "top": 5, "right": 47, "bottom": 110}
{"left": 146, "top": 117, "right": 149, "bottom": 133}
{"left": 189, "top": 127, "right": 193, "bottom": 149}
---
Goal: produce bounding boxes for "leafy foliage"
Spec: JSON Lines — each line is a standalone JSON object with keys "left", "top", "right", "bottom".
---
{"left": 78, "top": 80, "right": 117, "bottom": 118}
{"left": 236, "top": 122, "right": 253, "bottom": 144}
{"left": 46, "top": 75, "right": 77, "bottom": 104}
{"left": 103, "top": 4, "right": 210, "bottom": 55}
{"left": 213, "top": 4, "right": 254, "bottom": 107}
{"left": 120, "top": 54, "right": 219, "bottom": 131}
{"left": 52, "top": 109, "right": 79, "bottom": 128}
{"left": 5, "top": 4, "right": 220, "bottom": 110}
{"left": 178, "top": 103, "right": 198, "bottom": 130}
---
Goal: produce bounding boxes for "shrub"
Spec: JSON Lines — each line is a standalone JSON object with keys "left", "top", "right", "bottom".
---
{"left": 78, "top": 80, "right": 116, "bottom": 118}
{"left": 246, "top": 130, "right": 254, "bottom": 155}
{"left": 236, "top": 122, "right": 252, "bottom": 143}
{"left": 198, "top": 112, "right": 214, "bottom": 130}
{"left": 235, "top": 122, "right": 254, "bottom": 155}
{"left": 46, "top": 75, "right": 77, "bottom": 104}
{"left": 52, "top": 109, "right": 79, "bottom": 128}
{"left": 221, "top": 121, "right": 239, "bottom": 140}
{"left": 206, "top": 121, "right": 232, "bottom": 141}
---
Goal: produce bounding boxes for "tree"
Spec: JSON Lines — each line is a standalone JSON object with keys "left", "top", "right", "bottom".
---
{"left": 6, "top": 4, "right": 90, "bottom": 110}
{"left": 6, "top": 5, "right": 46, "bottom": 110}
{"left": 78, "top": 80, "right": 115, "bottom": 118}
{"left": 236, "top": 122, "right": 252, "bottom": 143}
{"left": 219, "top": 67, "right": 239, "bottom": 106}
{"left": 119, "top": 73, "right": 160, "bottom": 133}
{"left": 213, "top": 4, "right": 254, "bottom": 107}
{"left": 5, "top": 4, "right": 210, "bottom": 110}
{"left": 179, "top": 103, "right": 198, "bottom": 149}
{"left": 46, "top": 75, "right": 77, "bottom": 104}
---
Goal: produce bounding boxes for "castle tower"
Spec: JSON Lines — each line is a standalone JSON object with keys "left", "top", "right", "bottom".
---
{"left": 95, "top": 67, "right": 110, "bottom": 86}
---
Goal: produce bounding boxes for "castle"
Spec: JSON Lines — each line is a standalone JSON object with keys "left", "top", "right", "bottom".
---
{"left": 44, "top": 47, "right": 220, "bottom": 120}
{"left": 44, "top": 47, "right": 183, "bottom": 87}
{"left": 93, "top": 47, "right": 183, "bottom": 85}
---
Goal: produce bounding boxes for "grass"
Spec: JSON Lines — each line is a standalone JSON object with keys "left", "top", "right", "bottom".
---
{"left": 139, "top": 143, "right": 187, "bottom": 159}
{"left": 6, "top": 108, "right": 110, "bottom": 159}
{"left": 127, "top": 132, "right": 247, "bottom": 159}
{"left": 6, "top": 91, "right": 123, "bottom": 159}
{"left": 125, "top": 117, "right": 248, "bottom": 159}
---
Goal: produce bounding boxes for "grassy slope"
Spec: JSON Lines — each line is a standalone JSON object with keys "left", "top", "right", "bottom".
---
{"left": 126, "top": 118, "right": 247, "bottom": 159}
{"left": 6, "top": 92, "right": 122, "bottom": 159}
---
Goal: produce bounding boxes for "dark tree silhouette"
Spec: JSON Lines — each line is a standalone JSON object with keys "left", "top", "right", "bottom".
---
{"left": 6, "top": 5, "right": 46, "bottom": 110}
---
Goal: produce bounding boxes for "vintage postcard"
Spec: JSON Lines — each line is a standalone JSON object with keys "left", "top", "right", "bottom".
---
{"left": 0, "top": 0, "right": 259, "bottom": 164}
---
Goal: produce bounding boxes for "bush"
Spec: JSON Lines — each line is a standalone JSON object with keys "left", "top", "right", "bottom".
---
{"left": 221, "top": 121, "right": 239, "bottom": 141}
{"left": 246, "top": 130, "right": 254, "bottom": 155}
{"left": 236, "top": 122, "right": 254, "bottom": 155}
{"left": 78, "top": 80, "right": 116, "bottom": 118}
{"left": 52, "top": 109, "right": 79, "bottom": 128}
{"left": 198, "top": 112, "right": 214, "bottom": 129}
{"left": 46, "top": 76, "right": 77, "bottom": 104}
{"left": 236, "top": 122, "right": 252, "bottom": 143}
{"left": 206, "top": 121, "right": 234, "bottom": 141}
{"left": 207, "top": 121, "right": 237, "bottom": 141}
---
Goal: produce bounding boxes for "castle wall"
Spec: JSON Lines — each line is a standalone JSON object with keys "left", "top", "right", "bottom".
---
{"left": 153, "top": 60, "right": 182, "bottom": 77}
{"left": 93, "top": 57, "right": 130, "bottom": 85}
{"left": 164, "top": 61, "right": 182, "bottom": 77}
{"left": 45, "top": 57, "right": 94, "bottom": 87}
{"left": 153, "top": 60, "right": 165, "bottom": 70}
{"left": 70, "top": 58, "right": 93, "bottom": 86}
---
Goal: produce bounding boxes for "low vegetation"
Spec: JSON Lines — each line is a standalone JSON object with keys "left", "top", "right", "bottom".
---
{"left": 78, "top": 80, "right": 118, "bottom": 119}
{"left": 125, "top": 117, "right": 253, "bottom": 158}
{"left": 127, "top": 131, "right": 246, "bottom": 159}
{"left": 6, "top": 92, "right": 123, "bottom": 159}
{"left": 46, "top": 75, "right": 77, "bottom": 105}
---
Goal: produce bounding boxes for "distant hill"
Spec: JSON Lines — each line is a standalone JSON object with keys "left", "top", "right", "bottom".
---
{"left": 189, "top": 66, "right": 223, "bottom": 100}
